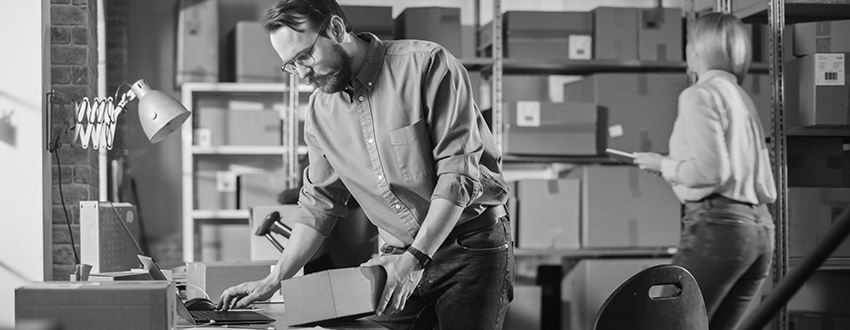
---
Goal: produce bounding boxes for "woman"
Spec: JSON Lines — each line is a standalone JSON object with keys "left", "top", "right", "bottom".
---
{"left": 633, "top": 12, "right": 777, "bottom": 330}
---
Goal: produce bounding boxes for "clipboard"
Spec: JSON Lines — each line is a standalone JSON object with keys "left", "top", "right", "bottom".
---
{"left": 605, "top": 148, "right": 636, "bottom": 165}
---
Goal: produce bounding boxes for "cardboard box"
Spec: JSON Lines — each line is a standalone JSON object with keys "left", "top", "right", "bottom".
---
{"left": 197, "top": 109, "right": 282, "bottom": 146}
{"left": 504, "top": 101, "right": 600, "bottom": 156}
{"left": 79, "top": 201, "right": 141, "bottom": 274}
{"left": 480, "top": 11, "right": 593, "bottom": 60}
{"left": 593, "top": 7, "right": 638, "bottom": 60}
{"left": 785, "top": 53, "right": 850, "bottom": 126}
{"left": 186, "top": 260, "right": 275, "bottom": 300}
{"left": 395, "top": 7, "right": 462, "bottom": 57}
{"left": 237, "top": 172, "right": 286, "bottom": 209}
{"left": 580, "top": 165, "right": 681, "bottom": 248}
{"left": 788, "top": 137, "right": 847, "bottom": 187}
{"left": 176, "top": 0, "right": 218, "bottom": 86}
{"left": 504, "top": 285, "right": 542, "bottom": 330}
{"left": 341, "top": 6, "right": 393, "bottom": 40}
{"left": 88, "top": 270, "right": 153, "bottom": 281}
{"left": 196, "top": 170, "right": 237, "bottom": 210}
{"left": 563, "top": 73, "right": 687, "bottom": 153}
{"left": 516, "top": 179, "right": 580, "bottom": 249}
{"left": 789, "top": 188, "right": 850, "bottom": 258}
{"left": 16, "top": 281, "right": 176, "bottom": 330}
{"left": 637, "top": 8, "right": 682, "bottom": 62}
{"left": 280, "top": 266, "right": 386, "bottom": 326}
{"left": 561, "top": 258, "right": 671, "bottom": 330}
{"left": 504, "top": 75, "right": 550, "bottom": 101}
{"left": 235, "top": 21, "right": 287, "bottom": 83}
{"left": 794, "top": 20, "right": 850, "bottom": 56}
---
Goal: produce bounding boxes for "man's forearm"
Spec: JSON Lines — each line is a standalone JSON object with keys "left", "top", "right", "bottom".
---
{"left": 268, "top": 223, "right": 326, "bottom": 282}
{"left": 411, "top": 198, "right": 464, "bottom": 257}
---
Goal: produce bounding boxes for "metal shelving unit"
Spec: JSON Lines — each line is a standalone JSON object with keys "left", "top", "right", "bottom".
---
{"left": 180, "top": 80, "right": 312, "bottom": 262}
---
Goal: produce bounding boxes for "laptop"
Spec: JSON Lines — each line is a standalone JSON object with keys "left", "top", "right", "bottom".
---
{"left": 137, "top": 255, "right": 275, "bottom": 325}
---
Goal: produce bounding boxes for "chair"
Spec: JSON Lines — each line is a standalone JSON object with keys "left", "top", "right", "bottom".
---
{"left": 593, "top": 264, "right": 709, "bottom": 330}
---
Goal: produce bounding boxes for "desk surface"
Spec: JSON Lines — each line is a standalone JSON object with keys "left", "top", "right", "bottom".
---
{"left": 177, "top": 302, "right": 386, "bottom": 330}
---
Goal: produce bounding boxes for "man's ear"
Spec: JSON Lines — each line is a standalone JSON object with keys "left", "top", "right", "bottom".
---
{"left": 327, "top": 15, "right": 347, "bottom": 43}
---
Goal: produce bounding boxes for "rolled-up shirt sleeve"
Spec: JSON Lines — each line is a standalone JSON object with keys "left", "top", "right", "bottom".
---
{"left": 421, "top": 47, "right": 484, "bottom": 207}
{"left": 295, "top": 100, "right": 351, "bottom": 237}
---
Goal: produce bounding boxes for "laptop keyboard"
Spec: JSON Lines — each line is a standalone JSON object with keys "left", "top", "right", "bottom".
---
{"left": 191, "top": 310, "right": 263, "bottom": 321}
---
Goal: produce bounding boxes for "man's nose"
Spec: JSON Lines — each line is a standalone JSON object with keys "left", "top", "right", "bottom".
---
{"left": 294, "top": 63, "right": 312, "bottom": 79}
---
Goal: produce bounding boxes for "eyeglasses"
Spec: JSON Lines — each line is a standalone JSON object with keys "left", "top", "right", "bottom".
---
{"left": 280, "top": 30, "right": 322, "bottom": 75}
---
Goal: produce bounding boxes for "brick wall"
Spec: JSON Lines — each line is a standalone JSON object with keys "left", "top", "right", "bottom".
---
{"left": 50, "top": 0, "right": 99, "bottom": 280}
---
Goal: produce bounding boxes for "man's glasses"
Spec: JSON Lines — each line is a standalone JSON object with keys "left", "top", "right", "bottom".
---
{"left": 280, "top": 29, "right": 323, "bottom": 75}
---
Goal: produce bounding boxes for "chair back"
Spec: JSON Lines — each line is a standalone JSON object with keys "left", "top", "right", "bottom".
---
{"left": 593, "top": 264, "right": 709, "bottom": 330}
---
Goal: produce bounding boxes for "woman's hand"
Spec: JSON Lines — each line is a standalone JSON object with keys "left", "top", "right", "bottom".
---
{"left": 633, "top": 152, "right": 664, "bottom": 177}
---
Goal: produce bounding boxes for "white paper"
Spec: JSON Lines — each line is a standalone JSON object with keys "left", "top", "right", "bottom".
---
{"left": 815, "top": 53, "right": 845, "bottom": 86}
{"left": 568, "top": 35, "right": 592, "bottom": 60}
{"left": 608, "top": 124, "right": 624, "bottom": 138}
{"left": 516, "top": 101, "right": 541, "bottom": 127}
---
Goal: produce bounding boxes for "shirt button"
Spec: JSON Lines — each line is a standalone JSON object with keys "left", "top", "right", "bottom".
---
{"left": 367, "top": 138, "right": 374, "bottom": 144}
{"left": 367, "top": 82, "right": 373, "bottom": 87}
{"left": 358, "top": 96, "right": 364, "bottom": 102}
{"left": 393, "top": 204, "right": 401, "bottom": 210}
{"left": 377, "top": 175, "right": 383, "bottom": 181}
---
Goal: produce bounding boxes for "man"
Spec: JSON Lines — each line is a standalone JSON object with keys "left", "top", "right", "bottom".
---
{"left": 217, "top": 1, "right": 514, "bottom": 329}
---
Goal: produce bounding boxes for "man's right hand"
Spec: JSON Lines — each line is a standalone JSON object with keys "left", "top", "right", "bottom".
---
{"left": 216, "top": 276, "right": 280, "bottom": 311}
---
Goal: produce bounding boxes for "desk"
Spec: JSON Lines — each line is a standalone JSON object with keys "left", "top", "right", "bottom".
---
{"left": 176, "top": 302, "right": 386, "bottom": 330}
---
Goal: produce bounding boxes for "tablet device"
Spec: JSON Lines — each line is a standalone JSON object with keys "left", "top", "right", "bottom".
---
{"left": 605, "top": 148, "right": 636, "bottom": 165}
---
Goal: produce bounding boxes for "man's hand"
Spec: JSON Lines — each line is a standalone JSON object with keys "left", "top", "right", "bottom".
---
{"left": 216, "top": 276, "right": 280, "bottom": 311}
{"left": 362, "top": 252, "right": 424, "bottom": 316}
{"left": 633, "top": 152, "right": 664, "bottom": 177}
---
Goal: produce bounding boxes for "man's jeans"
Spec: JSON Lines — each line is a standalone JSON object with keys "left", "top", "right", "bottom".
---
{"left": 370, "top": 215, "right": 515, "bottom": 330}
{"left": 675, "top": 195, "right": 774, "bottom": 330}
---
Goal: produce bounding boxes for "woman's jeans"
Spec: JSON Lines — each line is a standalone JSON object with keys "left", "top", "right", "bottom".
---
{"left": 676, "top": 195, "right": 774, "bottom": 330}
{"left": 369, "top": 215, "right": 515, "bottom": 330}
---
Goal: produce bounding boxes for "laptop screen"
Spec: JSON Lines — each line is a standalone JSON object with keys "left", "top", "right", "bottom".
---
{"left": 137, "top": 255, "right": 200, "bottom": 324}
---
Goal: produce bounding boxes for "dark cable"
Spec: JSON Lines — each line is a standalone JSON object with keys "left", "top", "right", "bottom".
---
{"left": 54, "top": 145, "right": 81, "bottom": 265}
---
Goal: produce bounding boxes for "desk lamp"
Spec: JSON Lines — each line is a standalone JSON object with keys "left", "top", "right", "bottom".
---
{"left": 46, "top": 79, "right": 190, "bottom": 280}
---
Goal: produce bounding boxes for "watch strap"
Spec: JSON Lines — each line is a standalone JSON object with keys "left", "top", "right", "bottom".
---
{"left": 406, "top": 246, "right": 432, "bottom": 269}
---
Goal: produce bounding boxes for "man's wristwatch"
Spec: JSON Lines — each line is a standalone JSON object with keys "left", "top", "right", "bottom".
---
{"left": 405, "top": 246, "right": 432, "bottom": 269}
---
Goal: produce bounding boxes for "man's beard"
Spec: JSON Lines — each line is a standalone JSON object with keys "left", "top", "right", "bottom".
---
{"left": 311, "top": 43, "right": 353, "bottom": 94}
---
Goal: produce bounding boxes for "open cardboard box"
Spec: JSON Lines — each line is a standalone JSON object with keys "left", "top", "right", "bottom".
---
{"left": 280, "top": 265, "right": 387, "bottom": 326}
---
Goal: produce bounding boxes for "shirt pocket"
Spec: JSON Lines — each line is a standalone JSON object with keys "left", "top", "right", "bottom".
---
{"left": 389, "top": 119, "right": 433, "bottom": 183}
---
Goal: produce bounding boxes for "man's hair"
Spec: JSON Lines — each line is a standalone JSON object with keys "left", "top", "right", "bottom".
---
{"left": 691, "top": 12, "right": 752, "bottom": 84}
{"left": 263, "top": 0, "right": 351, "bottom": 35}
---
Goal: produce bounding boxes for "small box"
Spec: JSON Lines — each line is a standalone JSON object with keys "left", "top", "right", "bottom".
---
{"left": 581, "top": 165, "right": 681, "bottom": 248}
{"left": 236, "top": 21, "right": 287, "bottom": 83}
{"left": 186, "top": 260, "right": 275, "bottom": 300}
{"left": 788, "top": 137, "right": 846, "bottom": 187}
{"left": 789, "top": 188, "right": 850, "bottom": 258}
{"left": 561, "top": 258, "right": 671, "bottom": 330}
{"left": 237, "top": 172, "right": 287, "bottom": 209}
{"left": 785, "top": 53, "right": 850, "bottom": 126}
{"left": 198, "top": 109, "right": 282, "bottom": 146}
{"left": 195, "top": 170, "right": 237, "bottom": 210}
{"left": 176, "top": 0, "right": 218, "bottom": 86}
{"left": 341, "top": 6, "right": 393, "bottom": 40}
{"left": 503, "top": 285, "right": 542, "bottom": 330}
{"left": 593, "top": 7, "right": 639, "bottom": 60}
{"left": 794, "top": 20, "right": 850, "bottom": 56}
{"left": 504, "top": 101, "right": 600, "bottom": 156}
{"left": 79, "top": 201, "right": 141, "bottom": 274}
{"left": 516, "top": 179, "right": 580, "bottom": 249}
{"left": 637, "top": 8, "right": 682, "bottom": 62}
{"left": 395, "top": 7, "right": 462, "bottom": 57}
{"left": 280, "top": 266, "right": 386, "bottom": 326}
{"left": 563, "top": 73, "right": 687, "bottom": 153}
{"left": 16, "top": 281, "right": 176, "bottom": 330}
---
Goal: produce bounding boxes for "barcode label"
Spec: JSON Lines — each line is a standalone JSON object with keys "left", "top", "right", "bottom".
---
{"left": 815, "top": 53, "right": 845, "bottom": 86}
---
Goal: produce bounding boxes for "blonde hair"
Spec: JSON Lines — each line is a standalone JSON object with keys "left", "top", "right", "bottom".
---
{"left": 690, "top": 12, "right": 752, "bottom": 84}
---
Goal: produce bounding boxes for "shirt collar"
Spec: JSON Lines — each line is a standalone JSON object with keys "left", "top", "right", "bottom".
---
{"left": 698, "top": 70, "right": 737, "bottom": 84}
{"left": 353, "top": 32, "right": 385, "bottom": 92}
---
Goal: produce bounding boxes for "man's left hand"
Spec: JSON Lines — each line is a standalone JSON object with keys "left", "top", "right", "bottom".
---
{"left": 361, "top": 252, "right": 424, "bottom": 316}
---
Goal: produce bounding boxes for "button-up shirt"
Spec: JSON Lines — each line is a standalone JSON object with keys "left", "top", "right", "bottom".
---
{"left": 660, "top": 70, "right": 776, "bottom": 205}
{"left": 295, "top": 33, "right": 509, "bottom": 245}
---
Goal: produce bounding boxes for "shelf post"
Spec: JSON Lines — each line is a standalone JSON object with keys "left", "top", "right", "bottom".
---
{"left": 491, "top": 0, "right": 503, "bottom": 152}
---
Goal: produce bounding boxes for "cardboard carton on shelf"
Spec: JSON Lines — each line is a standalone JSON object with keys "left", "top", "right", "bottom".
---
{"left": 176, "top": 0, "right": 218, "bottom": 86}
{"left": 479, "top": 11, "right": 593, "bottom": 60}
{"left": 516, "top": 178, "right": 580, "bottom": 249}
{"left": 395, "top": 7, "right": 462, "bottom": 57}
{"left": 593, "top": 7, "right": 638, "bottom": 61}
{"left": 785, "top": 53, "right": 850, "bottom": 127}
{"left": 793, "top": 20, "right": 850, "bottom": 57}
{"left": 637, "top": 7, "right": 682, "bottom": 62}
{"left": 503, "top": 101, "right": 601, "bottom": 156}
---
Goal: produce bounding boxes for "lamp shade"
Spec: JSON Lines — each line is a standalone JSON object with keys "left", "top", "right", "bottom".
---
{"left": 130, "top": 79, "right": 191, "bottom": 143}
